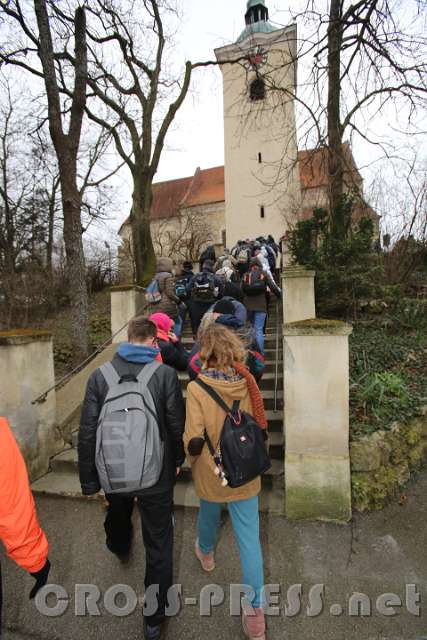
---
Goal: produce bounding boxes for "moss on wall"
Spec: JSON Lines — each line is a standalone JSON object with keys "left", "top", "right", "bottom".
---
{"left": 351, "top": 410, "right": 427, "bottom": 512}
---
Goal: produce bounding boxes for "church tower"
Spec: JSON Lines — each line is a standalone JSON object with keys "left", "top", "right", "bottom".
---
{"left": 215, "top": 1, "right": 301, "bottom": 247}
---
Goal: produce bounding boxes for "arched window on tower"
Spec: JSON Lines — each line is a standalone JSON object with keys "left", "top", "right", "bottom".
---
{"left": 250, "top": 77, "right": 266, "bottom": 101}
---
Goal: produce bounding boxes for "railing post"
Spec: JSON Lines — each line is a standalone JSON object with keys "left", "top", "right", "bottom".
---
{"left": 281, "top": 266, "right": 316, "bottom": 323}
{"left": 0, "top": 330, "right": 60, "bottom": 481}
{"left": 110, "top": 285, "right": 146, "bottom": 344}
{"left": 283, "top": 319, "right": 353, "bottom": 523}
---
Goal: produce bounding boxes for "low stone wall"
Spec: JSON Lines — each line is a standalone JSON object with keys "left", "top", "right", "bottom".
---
{"left": 351, "top": 409, "right": 427, "bottom": 512}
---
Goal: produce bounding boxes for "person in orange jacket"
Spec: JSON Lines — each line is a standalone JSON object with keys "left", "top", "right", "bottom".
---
{"left": 0, "top": 417, "right": 50, "bottom": 633}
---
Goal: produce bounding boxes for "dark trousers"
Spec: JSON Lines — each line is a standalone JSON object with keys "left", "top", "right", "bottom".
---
{"left": 187, "top": 300, "right": 212, "bottom": 337}
{"left": 104, "top": 490, "right": 174, "bottom": 625}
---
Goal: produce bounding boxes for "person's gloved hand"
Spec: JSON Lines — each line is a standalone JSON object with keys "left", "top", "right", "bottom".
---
{"left": 29, "top": 559, "right": 51, "bottom": 599}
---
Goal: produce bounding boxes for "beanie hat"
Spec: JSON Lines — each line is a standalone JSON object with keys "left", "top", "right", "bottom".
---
{"left": 213, "top": 299, "right": 235, "bottom": 315}
{"left": 148, "top": 312, "right": 174, "bottom": 333}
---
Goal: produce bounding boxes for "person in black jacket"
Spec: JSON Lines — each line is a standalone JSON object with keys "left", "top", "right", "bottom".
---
{"left": 186, "top": 260, "right": 223, "bottom": 337}
{"left": 149, "top": 311, "right": 189, "bottom": 371}
{"left": 78, "top": 316, "right": 185, "bottom": 640}
{"left": 198, "top": 244, "right": 216, "bottom": 272}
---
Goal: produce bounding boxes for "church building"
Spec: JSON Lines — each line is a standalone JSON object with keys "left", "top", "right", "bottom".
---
{"left": 119, "top": 1, "right": 377, "bottom": 274}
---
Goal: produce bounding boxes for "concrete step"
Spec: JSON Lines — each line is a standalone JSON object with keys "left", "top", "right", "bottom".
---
{"left": 31, "top": 460, "right": 284, "bottom": 515}
{"left": 31, "top": 470, "right": 105, "bottom": 501}
{"left": 51, "top": 448, "right": 78, "bottom": 474}
{"left": 268, "top": 431, "right": 285, "bottom": 459}
{"left": 32, "top": 471, "right": 284, "bottom": 515}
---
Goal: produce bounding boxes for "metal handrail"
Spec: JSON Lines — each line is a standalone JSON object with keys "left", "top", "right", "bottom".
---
{"left": 273, "top": 298, "right": 280, "bottom": 412}
{"left": 32, "top": 299, "right": 151, "bottom": 405}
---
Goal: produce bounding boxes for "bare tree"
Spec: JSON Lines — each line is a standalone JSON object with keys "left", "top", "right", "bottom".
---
{"left": 54, "top": 0, "right": 243, "bottom": 284}
{"left": 263, "top": 0, "right": 427, "bottom": 238}
{"left": 366, "top": 154, "right": 426, "bottom": 283}
{"left": 151, "top": 208, "right": 214, "bottom": 263}
{"left": 0, "top": 0, "right": 90, "bottom": 362}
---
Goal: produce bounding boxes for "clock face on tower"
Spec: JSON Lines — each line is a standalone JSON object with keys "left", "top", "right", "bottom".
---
{"left": 245, "top": 46, "right": 268, "bottom": 70}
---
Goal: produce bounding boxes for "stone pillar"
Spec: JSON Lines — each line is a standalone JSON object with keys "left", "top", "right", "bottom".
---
{"left": 0, "top": 330, "right": 60, "bottom": 481}
{"left": 283, "top": 319, "right": 353, "bottom": 523}
{"left": 110, "top": 285, "right": 146, "bottom": 344}
{"left": 281, "top": 267, "right": 316, "bottom": 323}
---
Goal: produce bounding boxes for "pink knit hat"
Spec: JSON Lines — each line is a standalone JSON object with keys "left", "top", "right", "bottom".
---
{"left": 149, "top": 312, "right": 174, "bottom": 333}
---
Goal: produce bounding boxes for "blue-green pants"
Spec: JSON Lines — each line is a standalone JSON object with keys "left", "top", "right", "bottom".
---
{"left": 197, "top": 496, "right": 264, "bottom": 608}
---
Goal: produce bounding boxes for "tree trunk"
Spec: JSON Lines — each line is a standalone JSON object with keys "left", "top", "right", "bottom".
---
{"left": 327, "top": 0, "right": 345, "bottom": 240}
{"left": 131, "top": 172, "right": 157, "bottom": 285}
{"left": 60, "top": 161, "right": 89, "bottom": 365}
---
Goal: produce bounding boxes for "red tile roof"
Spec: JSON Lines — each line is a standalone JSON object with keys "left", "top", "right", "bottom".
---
{"left": 119, "top": 147, "right": 375, "bottom": 234}
{"left": 299, "top": 143, "right": 362, "bottom": 190}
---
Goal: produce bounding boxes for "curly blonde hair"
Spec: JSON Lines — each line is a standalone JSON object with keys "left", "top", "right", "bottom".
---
{"left": 199, "top": 323, "right": 246, "bottom": 372}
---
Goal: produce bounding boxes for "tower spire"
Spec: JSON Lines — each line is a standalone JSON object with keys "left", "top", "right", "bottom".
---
{"left": 237, "top": 0, "right": 276, "bottom": 43}
{"left": 245, "top": 0, "right": 269, "bottom": 26}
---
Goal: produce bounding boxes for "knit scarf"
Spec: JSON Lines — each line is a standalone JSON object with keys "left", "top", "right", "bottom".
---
{"left": 117, "top": 342, "right": 162, "bottom": 363}
{"left": 233, "top": 361, "right": 268, "bottom": 430}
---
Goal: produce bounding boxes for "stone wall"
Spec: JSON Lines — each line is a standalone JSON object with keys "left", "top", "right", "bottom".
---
{"left": 351, "top": 409, "right": 427, "bottom": 512}
{"left": 0, "top": 330, "right": 61, "bottom": 481}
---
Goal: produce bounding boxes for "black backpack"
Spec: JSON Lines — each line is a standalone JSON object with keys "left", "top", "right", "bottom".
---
{"left": 175, "top": 276, "right": 190, "bottom": 300}
{"left": 242, "top": 269, "right": 267, "bottom": 296}
{"left": 195, "top": 378, "right": 271, "bottom": 488}
{"left": 191, "top": 272, "right": 218, "bottom": 302}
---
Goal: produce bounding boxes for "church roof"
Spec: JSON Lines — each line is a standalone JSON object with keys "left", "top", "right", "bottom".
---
{"left": 118, "top": 166, "right": 225, "bottom": 234}
{"left": 299, "top": 143, "right": 363, "bottom": 190}
{"left": 118, "top": 147, "right": 377, "bottom": 235}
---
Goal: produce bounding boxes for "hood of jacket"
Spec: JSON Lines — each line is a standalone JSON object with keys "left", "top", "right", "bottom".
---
{"left": 197, "top": 373, "right": 249, "bottom": 402}
{"left": 215, "top": 314, "right": 244, "bottom": 330}
{"left": 156, "top": 256, "right": 174, "bottom": 274}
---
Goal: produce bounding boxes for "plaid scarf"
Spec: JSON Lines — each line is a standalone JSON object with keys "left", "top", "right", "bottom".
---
{"left": 202, "top": 368, "right": 242, "bottom": 383}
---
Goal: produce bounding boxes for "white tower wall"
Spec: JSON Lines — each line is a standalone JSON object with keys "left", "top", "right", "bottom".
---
{"left": 215, "top": 25, "right": 301, "bottom": 247}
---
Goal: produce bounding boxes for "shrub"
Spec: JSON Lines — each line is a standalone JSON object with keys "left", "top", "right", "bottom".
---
{"left": 287, "top": 194, "right": 383, "bottom": 318}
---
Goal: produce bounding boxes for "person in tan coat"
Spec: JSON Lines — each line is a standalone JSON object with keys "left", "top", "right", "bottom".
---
{"left": 184, "top": 324, "right": 268, "bottom": 640}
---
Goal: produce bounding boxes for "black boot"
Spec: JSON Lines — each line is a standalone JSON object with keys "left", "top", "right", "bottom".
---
{"left": 143, "top": 618, "right": 163, "bottom": 640}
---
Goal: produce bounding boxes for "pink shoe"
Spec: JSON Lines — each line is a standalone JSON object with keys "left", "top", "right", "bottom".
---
{"left": 194, "top": 539, "right": 215, "bottom": 572}
{"left": 242, "top": 607, "right": 266, "bottom": 640}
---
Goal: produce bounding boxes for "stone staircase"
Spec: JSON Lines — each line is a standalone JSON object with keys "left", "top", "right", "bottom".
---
{"left": 32, "top": 308, "right": 285, "bottom": 514}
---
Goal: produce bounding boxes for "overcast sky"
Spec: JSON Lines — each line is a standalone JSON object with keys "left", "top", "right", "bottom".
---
{"left": 113, "top": 1, "right": 292, "bottom": 217}
{"left": 4, "top": 0, "right": 423, "bottom": 245}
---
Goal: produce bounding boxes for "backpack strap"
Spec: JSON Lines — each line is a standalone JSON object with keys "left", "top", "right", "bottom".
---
{"left": 99, "top": 362, "right": 121, "bottom": 388}
{"left": 136, "top": 360, "right": 162, "bottom": 386}
{"left": 194, "top": 377, "right": 240, "bottom": 414}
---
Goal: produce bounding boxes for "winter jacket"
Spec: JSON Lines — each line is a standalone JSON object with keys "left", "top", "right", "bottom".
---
{"left": 209, "top": 296, "right": 247, "bottom": 325}
{"left": 187, "top": 268, "right": 224, "bottom": 300}
{"left": 243, "top": 267, "right": 281, "bottom": 313}
{"left": 184, "top": 376, "right": 261, "bottom": 503}
{"left": 222, "top": 281, "right": 244, "bottom": 302}
{"left": 0, "top": 418, "right": 48, "bottom": 573}
{"left": 188, "top": 314, "right": 265, "bottom": 382}
{"left": 199, "top": 245, "right": 216, "bottom": 267}
{"left": 157, "top": 336, "right": 189, "bottom": 372}
{"left": 214, "top": 253, "right": 238, "bottom": 272}
{"left": 154, "top": 257, "right": 180, "bottom": 319}
{"left": 78, "top": 353, "right": 186, "bottom": 496}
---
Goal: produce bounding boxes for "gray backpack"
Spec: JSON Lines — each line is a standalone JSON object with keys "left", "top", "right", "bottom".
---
{"left": 95, "top": 360, "right": 164, "bottom": 494}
